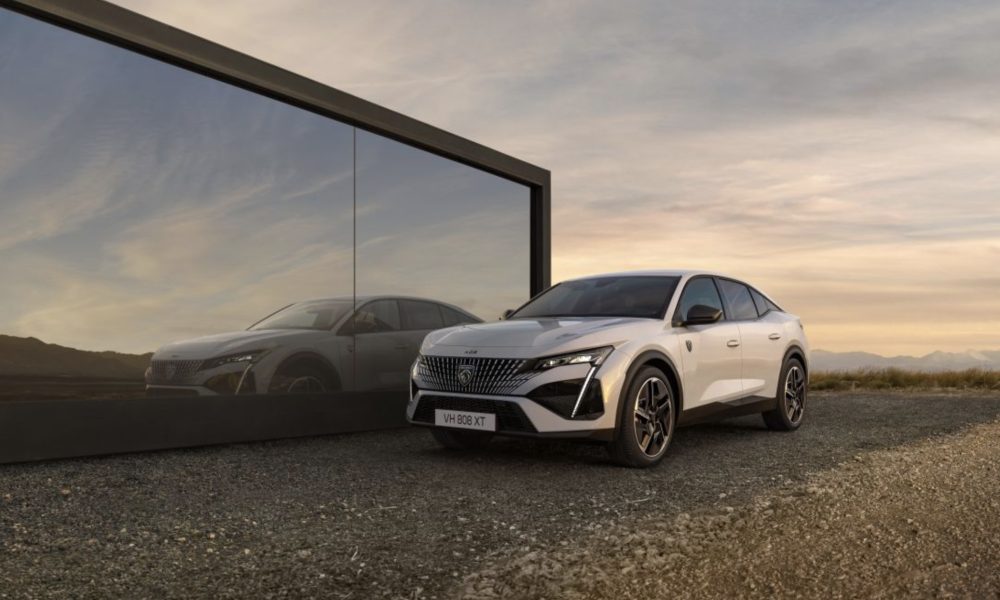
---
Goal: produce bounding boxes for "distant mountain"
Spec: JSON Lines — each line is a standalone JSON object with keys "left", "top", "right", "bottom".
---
{"left": 812, "top": 349, "right": 1000, "bottom": 373}
{"left": 0, "top": 335, "right": 151, "bottom": 380}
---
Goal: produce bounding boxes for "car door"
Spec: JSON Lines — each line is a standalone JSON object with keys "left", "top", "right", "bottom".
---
{"left": 672, "top": 276, "right": 744, "bottom": 408}
{"left": 716, "top": 279, "right": 778, "bottom": 398}
{"left": 351, "top": 299, "right": 412, "bottom": 391}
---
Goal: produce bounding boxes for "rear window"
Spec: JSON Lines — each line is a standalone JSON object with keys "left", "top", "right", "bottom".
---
{"left": 750, "top": 288, "right": 782, "bottom": 315}
{"left": 400, "top": 300, "right": 446, "bottom": 330}
{"left": 717, "top": 279, "right": 759, "bottom": 321}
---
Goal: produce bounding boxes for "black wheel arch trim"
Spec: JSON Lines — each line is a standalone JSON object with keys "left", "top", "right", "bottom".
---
{"left": 782, "top": 344, "right": 809, "bottom": 376}
{"left": 613, "top": 350, "right": 683, "bottom": 438}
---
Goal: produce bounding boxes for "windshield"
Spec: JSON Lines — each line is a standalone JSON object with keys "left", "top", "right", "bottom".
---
{"left": 248, "top": 300, "right": 354, "bottom": 331}
{"left": 511, "top": 276, "right": 680, "bottom": 319}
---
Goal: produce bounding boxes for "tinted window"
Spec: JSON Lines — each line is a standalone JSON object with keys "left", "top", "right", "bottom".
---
{"left": 750, "top": 288, "right": 778, "bottom": 316}
{"left": 351, "top": 300, "right": 400, "bottom": 334}
{"left": 676, "top": 278, "right": 724, "bottom": 321}
{"left": 441, "top": 306, "right": 478, "bottom": 327}
{"left": 718, "top": 279, "right": 759, "bottom": 320}
{"left": 400, "top": 300, "right": 446, "bottom": 330}
{"left": 513, "top": 276, "right": 680, "bottom": 319}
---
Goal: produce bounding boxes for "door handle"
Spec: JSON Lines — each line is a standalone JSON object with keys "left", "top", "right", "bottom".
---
{"left": 768, "top": 333, "right": 782, "bottom": 340}
{"left": 727, "top": 340, "right": 740, "bottom": 348}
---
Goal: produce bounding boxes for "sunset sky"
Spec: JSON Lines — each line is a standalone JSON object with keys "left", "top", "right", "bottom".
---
{"left": 109, "top": 0, "right": 1000, "bottom": 356}
{"left": 5, "top": 1, "right": 999, "bottom": 356}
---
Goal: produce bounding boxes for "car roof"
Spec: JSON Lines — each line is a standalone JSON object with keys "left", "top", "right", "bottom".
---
{"left": 561, "top": 269, "right": 728, "bottom": 281}
{"left": 293, "top": 295, "right": 473, "bottom": 309}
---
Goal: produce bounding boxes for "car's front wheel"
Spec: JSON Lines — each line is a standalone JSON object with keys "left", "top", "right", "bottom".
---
{"left": 269, "top": 360, "right": 338, "bottom": 394}
{"left": 608, "top": 366, "right": 676, "bottom": 468}
{"left": 762, "top": 357, "right": 807, "bottom": 431}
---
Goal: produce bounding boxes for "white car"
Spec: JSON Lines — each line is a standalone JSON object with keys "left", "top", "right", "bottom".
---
{"left": 408, "top": 270, "right": 809, "bottom": 467}
{"left": 145, "top": 296, "right": 481, "bottom": 397}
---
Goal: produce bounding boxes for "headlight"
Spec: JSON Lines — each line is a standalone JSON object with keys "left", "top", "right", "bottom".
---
{"left": 534, "top": 346, "right": 613, "bottom": 370}
{"left": 200, "top": 350, "right": 266, "bottom": 371}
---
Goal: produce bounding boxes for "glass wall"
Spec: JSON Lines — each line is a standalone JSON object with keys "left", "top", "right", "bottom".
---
{"left": 0, "top": 7, "right": 531, "bottom": 404}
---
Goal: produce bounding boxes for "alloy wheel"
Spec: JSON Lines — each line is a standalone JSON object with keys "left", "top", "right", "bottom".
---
{"left": 784, "top": 365, "right": 806, "bottom": 423}
{"left": 287, "top": 376, "right": 326, "bottom": 393}
{"left": 633, "top": 376, "right": 673, "bottom": 458}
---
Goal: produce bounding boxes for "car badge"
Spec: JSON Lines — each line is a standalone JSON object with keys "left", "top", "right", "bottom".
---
{"left": 456, "top": 364, "right": 476, "bottom": 386}
{"left": 164, "top": 364, "right": 177, "bottom": 380}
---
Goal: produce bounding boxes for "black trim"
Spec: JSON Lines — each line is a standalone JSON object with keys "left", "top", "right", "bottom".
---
{"left": 676, "top": 395, "right": 778, "bottom": 426}
{"left": 614, "top": 350, "right": 684, "bottom": 439}
{"left": 411, "top": 421, "right": 615, "bottom": 443}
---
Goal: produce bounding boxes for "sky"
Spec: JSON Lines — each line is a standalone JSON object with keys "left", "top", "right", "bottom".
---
{"left": 0, "top": 7, "right": 529, "bottom": 354}
{"left": 3, "top": 1, "right": 999, "bottom": 356}
{"left": 106, "top": 0, "right": 1000, "bottom": 356}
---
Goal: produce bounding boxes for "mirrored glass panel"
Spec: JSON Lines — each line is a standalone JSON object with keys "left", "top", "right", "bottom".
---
{"left": 355, "top": 130, "right": 532, "bottom": 393}
{"left": 0, "top": 8, "right": 354, "bottom": 401}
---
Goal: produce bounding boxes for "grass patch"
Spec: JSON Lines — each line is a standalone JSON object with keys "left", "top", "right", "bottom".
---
{"left": 812, "top": 368, "right": 1000, "bottom": 391}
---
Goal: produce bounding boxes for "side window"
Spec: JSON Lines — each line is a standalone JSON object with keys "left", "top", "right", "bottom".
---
{"left": 676, "top": 278, "right": 725, "bottom": 321}
{"left": 400, "top": 300, "right": 445, "bottom": 331}
{"left": 440, "top": 305, "right": 478, "bottom": 327}
{"left": 718, "top": 279, "right": 759, "bottom": 320}
{"left": 351, "top": 300, "right": 400, "bottom": 334}
{"left": 750, "top": 288, "right": 776, "bottom": 316}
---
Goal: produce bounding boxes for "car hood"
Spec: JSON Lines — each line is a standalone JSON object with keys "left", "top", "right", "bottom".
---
{"left": 152, "top": 329, "right": 328, "bottom": 360}
{"left": 424, "top": 317, "right": 654, "bottom": 354}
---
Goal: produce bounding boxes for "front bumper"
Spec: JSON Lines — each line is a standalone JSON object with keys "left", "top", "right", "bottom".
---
{"left": 407, "top": 390, "right": 615, "bottom": 441}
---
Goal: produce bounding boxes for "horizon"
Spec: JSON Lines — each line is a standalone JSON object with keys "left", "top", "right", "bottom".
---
{"left": 2, "top": 331, "right": 998, "bottom": 362}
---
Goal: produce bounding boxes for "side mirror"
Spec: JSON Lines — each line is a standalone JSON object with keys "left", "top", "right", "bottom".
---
{"left": 501, "top": 309, "right": 515, "bottom": 320}
{"left": 681, "top": 304, "right": 723, "bottom": 326}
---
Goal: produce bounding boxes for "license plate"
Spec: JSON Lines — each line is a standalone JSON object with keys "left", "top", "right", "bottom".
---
{"left": 435, "top": 409, "right": 496, "bottom": 432}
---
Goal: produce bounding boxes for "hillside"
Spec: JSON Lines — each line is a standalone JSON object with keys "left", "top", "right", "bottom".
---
{"left": 0, "top": 335, "right": 151, "bottom": 380}
{"left": 812, "top": 349, "right": 1000, "bottom": 372}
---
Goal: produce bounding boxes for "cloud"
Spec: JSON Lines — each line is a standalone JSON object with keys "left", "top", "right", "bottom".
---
{"left": 10, "top": 0, "right": 1000, "bottom": 354}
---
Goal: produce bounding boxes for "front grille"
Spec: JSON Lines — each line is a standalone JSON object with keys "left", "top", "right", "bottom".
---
{"left": 148, "top": 360, "right": 203, "bottom": 384}
{"left": 413, "top": 395, "right": 537, "bottom": 433}
{"left": 417, "top": 355, "right": 537, "bottom": 396}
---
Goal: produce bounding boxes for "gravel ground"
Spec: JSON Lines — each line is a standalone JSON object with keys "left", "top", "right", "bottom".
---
{"left": 1, "top": 391, "right": 999, "bottom": 599}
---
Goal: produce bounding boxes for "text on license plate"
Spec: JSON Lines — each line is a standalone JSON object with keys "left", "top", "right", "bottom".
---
{"left": 435, "top": 409, "right": 496, "bottom": 432}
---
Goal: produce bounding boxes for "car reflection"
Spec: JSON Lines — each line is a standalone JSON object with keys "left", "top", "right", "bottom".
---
{"left": 145, "top": 296, "right": 481, "bottom": 396}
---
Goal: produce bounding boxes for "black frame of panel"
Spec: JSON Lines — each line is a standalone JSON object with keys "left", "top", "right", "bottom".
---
{"left": 0, "top": 0, "right": 551, "bottom": 463}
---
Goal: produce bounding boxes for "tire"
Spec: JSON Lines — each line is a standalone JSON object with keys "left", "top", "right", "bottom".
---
{"left": 607, "top": 366, "right": 676, "bottom": 468}
{"left": 430, "top": 428, "right": 494, "bottom": 450}
{"left": 762, "top": 357, "right": 807, "bottom": 431}
{"left": 269, "top": 361, "right": 337, "bottom": 394}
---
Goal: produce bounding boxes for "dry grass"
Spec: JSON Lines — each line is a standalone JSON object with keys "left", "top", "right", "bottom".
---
{"left": 811, "top": 368, "right": 1000, "bottom": 391}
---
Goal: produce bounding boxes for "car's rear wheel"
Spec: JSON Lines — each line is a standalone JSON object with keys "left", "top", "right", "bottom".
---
{"left": 430, "top": 428, "right": 493, "bottom": 450}
{"left": 763, "top": 357, "right": 807, "bottom": 431}
{"left": 608, "top": 366, "right": 675, "bottom": 468}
